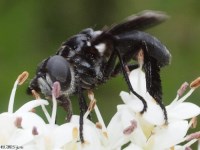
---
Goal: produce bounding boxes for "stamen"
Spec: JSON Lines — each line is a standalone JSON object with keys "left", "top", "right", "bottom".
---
{"left": 32, "top": 126, "right": 39, "bottom": 135}
{"left": 52, "top": 81, "right": 61, "bottom": 98}
{"left": 190, "top": 77, "right": 200, "bottom": 89}
{"left": 186, "top": 131, "right": 200, "bottom": 141}
{"left": 170, "top": 82, "right": 189, "bottom": 107}
{"left": 31, "top": 90, "right": 41, "bottom": 99}
{"left": 198, "top": 140, "right": 200, "bottom": 150}
{"left": 50, "top": 82, "right": 59, "bottom": 125}
{"left": 176, "top": 88, "right": 195, "bottom": 104}
{"left": 32, "top": 90, "right": 51, "bottom": 123}
{"left": 83, "top": 100, "right": 96, "bottom": 120}
{"left": 14, "top": 117, "right": 22, "bottom": 128}
{"left": 182, "top": 139, "right": 198, "bottom": 149}
{"left": 189, "top": 117, "right": 197, "bottom": 129}
{"left": 88, "top": 99, "right": 96, "bottom": 112}
{"left": 123, "top": 120, "right": 137, "bottom": 135}
{"left": 84, "top": 97, "right": 96, "bottom": 120}
{"left": 51, "top": 94, "right": 57, "bottom": 125}
{"left": 17, "top": 71, "right": 29, "bottom": 85}
{"left": 87, "top": 90, "right": 107, "bottom": 133}
{"left": 170, "top": 95, "right": 179, "bottom": 106}
{"left": 8, "top": 71, "right": 29, "bottom": 113}
{"left": 177, "top": 82, "right": 189, "bottom": 97}
{"left": 8, "top": 80, "right": 18, "bottom": 113}
{"left": 185, "top": 147, "right": 192, "bottom": 150}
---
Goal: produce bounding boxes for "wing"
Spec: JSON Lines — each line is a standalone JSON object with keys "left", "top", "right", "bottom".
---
{"left": 91, "top": 10, "right": 168, "bottom": 45}
{"left": 108, "top": 10, "right": 168, "bottom": 35}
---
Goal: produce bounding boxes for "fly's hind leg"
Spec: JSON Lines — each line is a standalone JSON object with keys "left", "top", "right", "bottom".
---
{"left": 115, "top": 47, "right": 147, "bottom": 114}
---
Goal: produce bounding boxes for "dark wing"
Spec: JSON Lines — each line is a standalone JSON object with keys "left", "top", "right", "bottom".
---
{"left": 92, "top": 10, "right": 169, "bottom": 47}
{"left": 108, "top": 10, "right": 169, "bottom": 35}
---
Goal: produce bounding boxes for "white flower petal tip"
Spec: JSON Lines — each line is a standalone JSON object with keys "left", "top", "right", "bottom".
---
{"left": 167, "top": 102, "right": 200, "bottom": 120}
{"left": 15, "top": 99, "right": 49, "bottom": 113}
{"left": 129, "top": 68, "right": 147, "bottom": 95}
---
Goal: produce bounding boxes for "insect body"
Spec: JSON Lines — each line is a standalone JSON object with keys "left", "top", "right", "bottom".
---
{"left": 27, "top": 10, "right": 171, "bottom": 142}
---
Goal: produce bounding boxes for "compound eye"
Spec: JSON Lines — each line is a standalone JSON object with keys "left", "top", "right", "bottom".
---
{"left": 46, "top": 55, "right": 71, "bottom": 90}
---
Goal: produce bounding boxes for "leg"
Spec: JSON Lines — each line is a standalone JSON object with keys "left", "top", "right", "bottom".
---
{"left": 77, "top": 85, "right": 88, "bottom": 143}
{"left": 142, "top": 41, "right": 168, "bottom": 122}
{"left": 112, "top": 63, "right": 139, "bottom": 77}
{"left": 115, "top": 47, "right": 147, "bottom": 113}
{"left": 103, "top": 50, "right": 117, "bottom": 78}
{"left": 57, "top": 95, "right": 73, "bottom": 122}
{"left": 103, "top": 48, "right": 138, "bottom": 77}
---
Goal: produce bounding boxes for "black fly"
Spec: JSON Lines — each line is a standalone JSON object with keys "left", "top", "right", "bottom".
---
{"left": 27, "top": 10, "right": 171, "bottom": 142}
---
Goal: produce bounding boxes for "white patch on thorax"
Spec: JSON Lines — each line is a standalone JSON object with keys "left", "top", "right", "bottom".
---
{"left": 87, "top": 41, "right": 91, "bottom": 46}
{"left": 93, "top": 31, "right": 102, "bottom": 38}
{"left": 95, "top": 43, "right": 106, "bottom": 56}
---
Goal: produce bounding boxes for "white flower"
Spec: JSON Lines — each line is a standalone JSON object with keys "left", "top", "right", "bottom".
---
{"left": 1, "top": 67, "right": 200, "bottom": 150}
{"left": 0, "top": 72, "right": 49, "bottom": 147}
{"left": 25, "top": 82, "right": 103, "bottom": 150}
{"left": 118, "top": 67, "right": 200, "bottom": 149}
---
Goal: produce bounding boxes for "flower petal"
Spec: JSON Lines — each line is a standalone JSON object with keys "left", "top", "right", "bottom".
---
{"left": 0, "top": 113, "right": 16, "bottom": 143}
{"left": 14, "top": 112, "right": 46, "bottom": 134}
{"left": 107, "top": 105, "right": 131, "bottom": 149}
{"left": 52, "top": 123, "right": 75, "bottom": 147}
{"left": 124, "top": 143, "right": 143, "bottom": 150}
{"left": 8, "top": 129, "right": 34, "bottom": 145}
{"left": 167, "top": 102, "right": 200, "bottom": 120}
{"left": 129, "top": 68, "right": 147, "bottom": 97}
{"left": 142, "top": 97, "right": 165, "bottom": 125}
{"left": 120, "top": 92, "right": 143, "bottom": 112}
{"left": 147, "top": 120, "right": 189, "bottom": 150}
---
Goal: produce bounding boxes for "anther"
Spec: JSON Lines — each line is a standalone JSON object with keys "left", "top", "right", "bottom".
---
{"left": 96, "top": 122, "right": 102, "bottom": 129}
{"left": 17, "top": 71, "right": 29, "bottom": 85}
{"left": 14, "top": 117, "right": 22, "bottom": 128}
{"left": 32, "top": 126, "right": 39, "bottom": 135}
{"left": 31, "top": 90, "right": 41, "bottom": 99}
{"left": 190, "top": 77, "right": 200, "bottom": 89}
{"left": 177, "top": 82, "right": 189, "bottom": 97}
{"left": 123, "top": 120, "right": 137, "bottom": 135}
{"left": 186, "top": 131, "right": 200, "bottom": 141}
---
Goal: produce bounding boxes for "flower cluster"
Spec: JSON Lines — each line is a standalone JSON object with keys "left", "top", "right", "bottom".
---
{"left": 0, "top": 70, "right": 199, "bottom": 150}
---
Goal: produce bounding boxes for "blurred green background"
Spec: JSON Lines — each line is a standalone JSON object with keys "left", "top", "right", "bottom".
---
{"left": 0, "top": 0, "right": 200, "bottom": 145}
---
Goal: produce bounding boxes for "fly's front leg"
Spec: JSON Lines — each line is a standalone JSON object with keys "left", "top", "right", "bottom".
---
{"left": 57, "top": 95, "right": 73, "bottom": 122}
{"left": 102, "top": 50, "right": 117, "bottom": 79}
{"left": 77, "top": 83, "right": 88, "bottom": 143}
